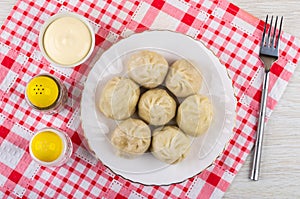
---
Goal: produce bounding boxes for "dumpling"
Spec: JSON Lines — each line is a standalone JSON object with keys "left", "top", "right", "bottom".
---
{"left": 127, "top": 50, "right": 169, "bottom": 88}
{"left": 98, "top": 77, "right": 140, "bottom": 120}
{"left": 166, "top": 59, "right": 202, "bottom": 97}
{"left": 110, "top": 118, "right": 151, "bottom": 158}
{"left": 151, "top": 126, "right": 190, "bottom": 164}
{"left": 177, "top": 94, "right": 213, "bottom": 137}
{"left": 138, "top": 89, "right": 176, "bottom": 126}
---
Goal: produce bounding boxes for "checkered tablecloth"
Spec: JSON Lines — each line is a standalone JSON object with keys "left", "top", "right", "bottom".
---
{"left": 0, "top": 0, "right": 299, "bottom": 198}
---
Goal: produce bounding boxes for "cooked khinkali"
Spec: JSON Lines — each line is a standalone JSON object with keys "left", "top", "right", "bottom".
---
{"left": 98, "top": 77, "right": 140, "bottom": 120}
{"left": 127, "top": 50, "right": 169, "bottom": 88}
{"left": 166, "top": 59, "right": 202, "bottom": 97}
{"left": 110, "top": 118, "right": 151, "bottom": 158}
{"left": 151, "top": 126, "right": 190, "bottom": 164}
{"left": 177, "top": 94, "right": 213, "bottom": 137}
{"left": 138, "top": 89, "right": 176, "bottom": 126}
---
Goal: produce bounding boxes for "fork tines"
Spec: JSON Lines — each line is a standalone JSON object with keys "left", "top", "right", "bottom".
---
{"left": 261, "top": 15, "right": 283, "bottom": 50}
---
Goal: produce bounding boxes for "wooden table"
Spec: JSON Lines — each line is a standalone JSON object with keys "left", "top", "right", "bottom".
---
{"left": 1, "top": 0, "right": 299, "bottom": 198}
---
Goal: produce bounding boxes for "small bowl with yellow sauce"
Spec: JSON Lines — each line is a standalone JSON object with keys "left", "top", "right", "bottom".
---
{"left": 39, "top": 12, "right": 95, "bottom": 67}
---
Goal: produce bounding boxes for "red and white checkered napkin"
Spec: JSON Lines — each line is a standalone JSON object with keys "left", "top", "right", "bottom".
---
{"left": 0, "top": 0, "right": 299, "bottom": 198}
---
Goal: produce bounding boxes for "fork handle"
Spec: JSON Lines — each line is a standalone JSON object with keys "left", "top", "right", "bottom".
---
{"left": 250, "top": 70, "right": 270, "bottom": 181}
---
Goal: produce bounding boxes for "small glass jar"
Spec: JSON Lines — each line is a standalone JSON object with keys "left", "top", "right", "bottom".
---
{"left": 25, "top": 74, "right": 67, "bottom": 114}
{"left": 29, "top": 128, "right": 73, "bottom": 167}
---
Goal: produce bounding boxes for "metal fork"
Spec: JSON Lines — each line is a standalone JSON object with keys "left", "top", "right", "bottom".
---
{"left": 250, "top": 15, "right": 283, "bottom": 181}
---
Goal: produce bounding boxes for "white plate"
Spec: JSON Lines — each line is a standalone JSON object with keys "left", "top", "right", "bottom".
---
{"left": 81, "top": 31, "right": 236, "bottom": 185}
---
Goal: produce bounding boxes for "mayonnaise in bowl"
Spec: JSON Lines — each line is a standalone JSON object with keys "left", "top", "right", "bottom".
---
{"left": 39, "top": 12, "right": 95, "bottom": 67}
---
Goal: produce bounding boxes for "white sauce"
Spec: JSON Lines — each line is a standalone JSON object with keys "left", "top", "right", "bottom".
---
{"left": 43, "top": 16, "right": 92, "bottom": 66}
